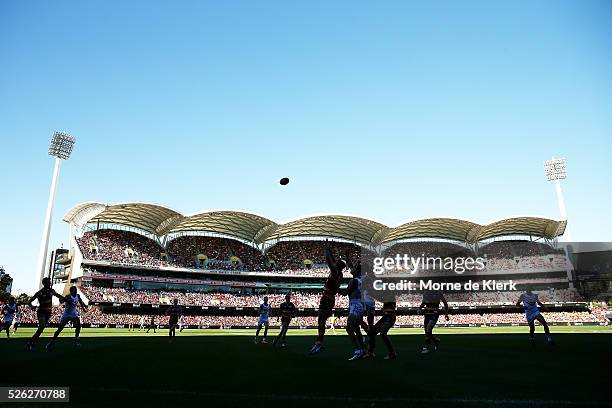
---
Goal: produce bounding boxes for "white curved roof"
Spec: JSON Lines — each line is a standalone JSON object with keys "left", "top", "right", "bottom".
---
{"left": 64, "top": 202, "right": 567, "bottom": 245}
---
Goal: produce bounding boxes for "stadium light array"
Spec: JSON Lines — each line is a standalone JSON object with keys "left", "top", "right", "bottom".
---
{"left": 544, "top": 157, "right": 570, "bottom": 241}
{"left": 48, "top": 131, "right": 76, "bottom": 160}
{"left": 35, "top": 131, "right": 76, "bottom": 289}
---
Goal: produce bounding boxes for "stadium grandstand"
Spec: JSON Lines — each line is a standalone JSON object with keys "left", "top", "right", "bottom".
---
{"left": 34, "top": 201, "right": 608, "bottom": 329}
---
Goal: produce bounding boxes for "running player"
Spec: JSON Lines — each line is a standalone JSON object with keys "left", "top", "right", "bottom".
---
{"left": 26, "top": 278, "right": 64, "bottom": 350}
{"left": 273, "top": 293, "right": 296, "bottom": 348}
{"left": 254, "top": 296, "right": 271, "bottom": 344}
{"left": 146, "top": 314, "right": 156, "bottom": 333}
{"left": 344, "top": 260, "right": 366, "bottom": 360}
{"left": 179, "top": 315, "right": 186, "bottom": 332}
{"left": 166, "top": 299, "right": 182, "bottom": 341}
{"left": 1, "top": 297, "right": 17, "bottom": 338}
{"left": 365, "top": 300, "right": 397, "bottom": 359}
{"left": 309, "top": 240, "right": 346, "bottom": 354}
{"left": 418, "top": 289, "right": 449, "bottom": 354}
{"left": 516, "top": 289, "right": 553, "bottom": 346}
{"left": 139, "top": 315, "right": 146, "bottom": 331}
{"left": 12, "top": 309, "right": 21, "bottom": 334}
{"left": 46, "top": 286, "right": 87, "bottom": 348}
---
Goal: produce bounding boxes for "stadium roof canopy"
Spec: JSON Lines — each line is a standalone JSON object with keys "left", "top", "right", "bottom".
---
{"left": 64, "top": 202, "right": 567, "bottom": 246}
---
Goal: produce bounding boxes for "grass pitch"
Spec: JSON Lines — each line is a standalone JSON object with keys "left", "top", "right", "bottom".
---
{"left": 1, "top": 326, "right": 611, "bottom": 408}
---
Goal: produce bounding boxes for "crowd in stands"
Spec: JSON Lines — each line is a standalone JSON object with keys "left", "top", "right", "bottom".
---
{"left": 14, "top": 305, "right": 608, "bottom": 327}
{"left": 77, "top": 230, "right": 573, "bottom": 277}
{"left": 82, "top": 286, "right": 584, "bottom": 308}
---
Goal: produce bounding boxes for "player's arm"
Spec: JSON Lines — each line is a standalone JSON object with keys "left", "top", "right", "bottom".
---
{"left": 515, "top": 294, "right": 523, "bottom": 307}
{"left": 78, "top": 296, "right": 88, "bottom": 311}
{"left": 440, "top": 293, "right": 449, "bottom": 320}
{"left": 28, "top": 291, "right": 40, "bottom": 309}
{"left": 325, "top": 241, "right": 338, "bottom": 274}
{"left": 53, "top": 290, "right": 66, "bottom": 303}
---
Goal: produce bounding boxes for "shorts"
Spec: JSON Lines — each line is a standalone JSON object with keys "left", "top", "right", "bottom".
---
{"left": 37, "top": 310, "right": 52, "bottom": 326}
{"left": 376, "top": 315, "right": 396, "bottom": 334}
{"left": 2, "top": 320, "right": 13, "bottom": 330}
{"left": 258, "top": 317, "right": 269, "bottom": 325}
{"left": 318, "top": 295, "right": 336, "bottom": 318}
{"left": 526, "top": 311, "right": 541, "bottom": 324}
{"left": 363, "top": 301, "right": 376, "bottom": 316}
{"left": 60, "top": 315, "right": 80, "bottom": 326}
{"left": 169, "top": 317, "right": 179, "bottom": 327}
{"left": 280, "top": 317, "right": 291, "bottom": 327}
{"left": 424, "top": 312, "right": 439, "bottom": 331}
{"left": 349, "top": 300, "right": 364, "bottom": 317}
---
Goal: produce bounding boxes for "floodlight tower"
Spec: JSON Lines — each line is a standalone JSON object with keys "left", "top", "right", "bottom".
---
{"left": 35, "top": 132, "right": 76, "bottom": 289}
{"left": 544, "top": 157, "right": 571, "bottom": 241}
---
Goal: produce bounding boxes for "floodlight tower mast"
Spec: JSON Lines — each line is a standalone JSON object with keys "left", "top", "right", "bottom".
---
{"left": 35, "top": 132, "right": 76, "bottom": 289}
{"left": 544, "top": 157, "right": 571, "bottom": 241}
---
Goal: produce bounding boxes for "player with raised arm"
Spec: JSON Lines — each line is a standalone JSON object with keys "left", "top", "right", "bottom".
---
{"left": 516, "top": 289, "right": 553, "bottom": 346}
{"left": 1, "top": 296, "right": 17, "bottom": 339}
{"left": 273, "top": 293, "right": 296, "bottom": 348}
{"left": 254, "top": 296, "right": 271, "bottom": 344}
{"left": 46, "top": 286, "right": 87, "bottom": 348}
{"left": 26, "top": 278, "right": 64, "bottom": 351}
{"left": 418, "top": 289, "right": 449, "bottom": 354}
{"left": 343, "top": 259, "right": 366, "bottom": 361}
{"left": 309, "top": 240, "right": 346, "bottom": 354}
{"left": 166, "top": 299, "right": 182, "bottom": 341}
{"left": 365, "top": 300, "right": 397, "bottom": 359}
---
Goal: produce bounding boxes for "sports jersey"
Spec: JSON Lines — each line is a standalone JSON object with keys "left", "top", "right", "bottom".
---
{"left": 33, "top": 288, "right": 56, "bottom": 313}
{"left": 421, "top": 290, "right": 443, "bottom": 313}
{"left": 322, "top": 270, "right": 343, "bottom": 298}
{"left": 279, "top": 301, "right": 296, "bottom": 319}
{"left": 62, "top": 294, "right": 81, "bottom": 318}
{"left": 168, "top": 305, "right": 182, "bottom": 319}
{"left": 2, "top": 303, "right": 17, "bottom": 322}
{"left": 520, "top": 292, "right": 541, "bottom": 322}
{"left": 382, "top": 301, "right": 397, "bottom": 317}
{"left": 258, "top": 303, "right": 271, "bottom": 324}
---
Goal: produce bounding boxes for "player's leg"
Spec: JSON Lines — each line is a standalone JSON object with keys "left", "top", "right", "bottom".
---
{"left": 2, "top": 322, "right": 10, "bottom": 338}
{"left": 534, "top": 314, "right": 552, "bottom": 344}
{"left": 310, "top": 308, "right": 330, "bottom": 354}
{"left": 73, "top": 318, "right": 82, "bottom": 346}
{"left": 380, "top": 318, "right": 396, "bottom": 359}
{"left": 367, "top": 318, "right": 384, "bottom": 356}
{"left": 47, "top": 316, "right": 69, "bottom": 349}
{"left": 346, "top": 314, "right": 365, "bottom": 360}
{"left": 27, "top": 312, "right": 49, "bottom": 349}
{"left": 528, "top": 318, "right": 536, "bottom": 345}
{"left": 262, "top": 321, "right": 269, "bottom": 343}
{"left": 255, "top": 322, "right": 262, "bottom": 343}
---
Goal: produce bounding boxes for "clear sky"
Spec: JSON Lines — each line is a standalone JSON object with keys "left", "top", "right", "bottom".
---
{"left": 1, "top": 0, "right": 611, "bottom": 294}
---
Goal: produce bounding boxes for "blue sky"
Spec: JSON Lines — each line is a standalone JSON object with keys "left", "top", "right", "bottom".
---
{"left": 1, "top": 0, "right": 611, "bottom": 293}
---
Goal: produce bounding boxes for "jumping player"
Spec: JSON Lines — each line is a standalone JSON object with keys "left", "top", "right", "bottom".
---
{"left": 273, "top": 293, "right": 296, "bottom": 348}
{"left": 167, "top": 299, "right": 182, "bottom": 341}
{"left": 46, "top": 286, "right": 87, "bottom": 348}
{"left": 26, "top": 278, "right": 64, "bottom": 351}
{"left": 366, "top": 300, "right": 397, "bottom": 359}
{"left": 516, "top": 289, "right": 553, "bottom": 346}
{"left": 309, "top": 241, "right": 346, "bottom": 354}
{"left": 344, "top": 260, "right": 366, "bottom": 360}
{"left": 418, "top": 289, "right": 449, "bottom": 354}
{"left": 1, "top": 297, "right": 17, "bottom": 338}
{"left": 254, "top": 296, "right": 271, "bottom": 344}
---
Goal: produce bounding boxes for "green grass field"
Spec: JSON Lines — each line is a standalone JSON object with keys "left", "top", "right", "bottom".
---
{"left": 2, "top": 326, "right": 611, "bottom": 408}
